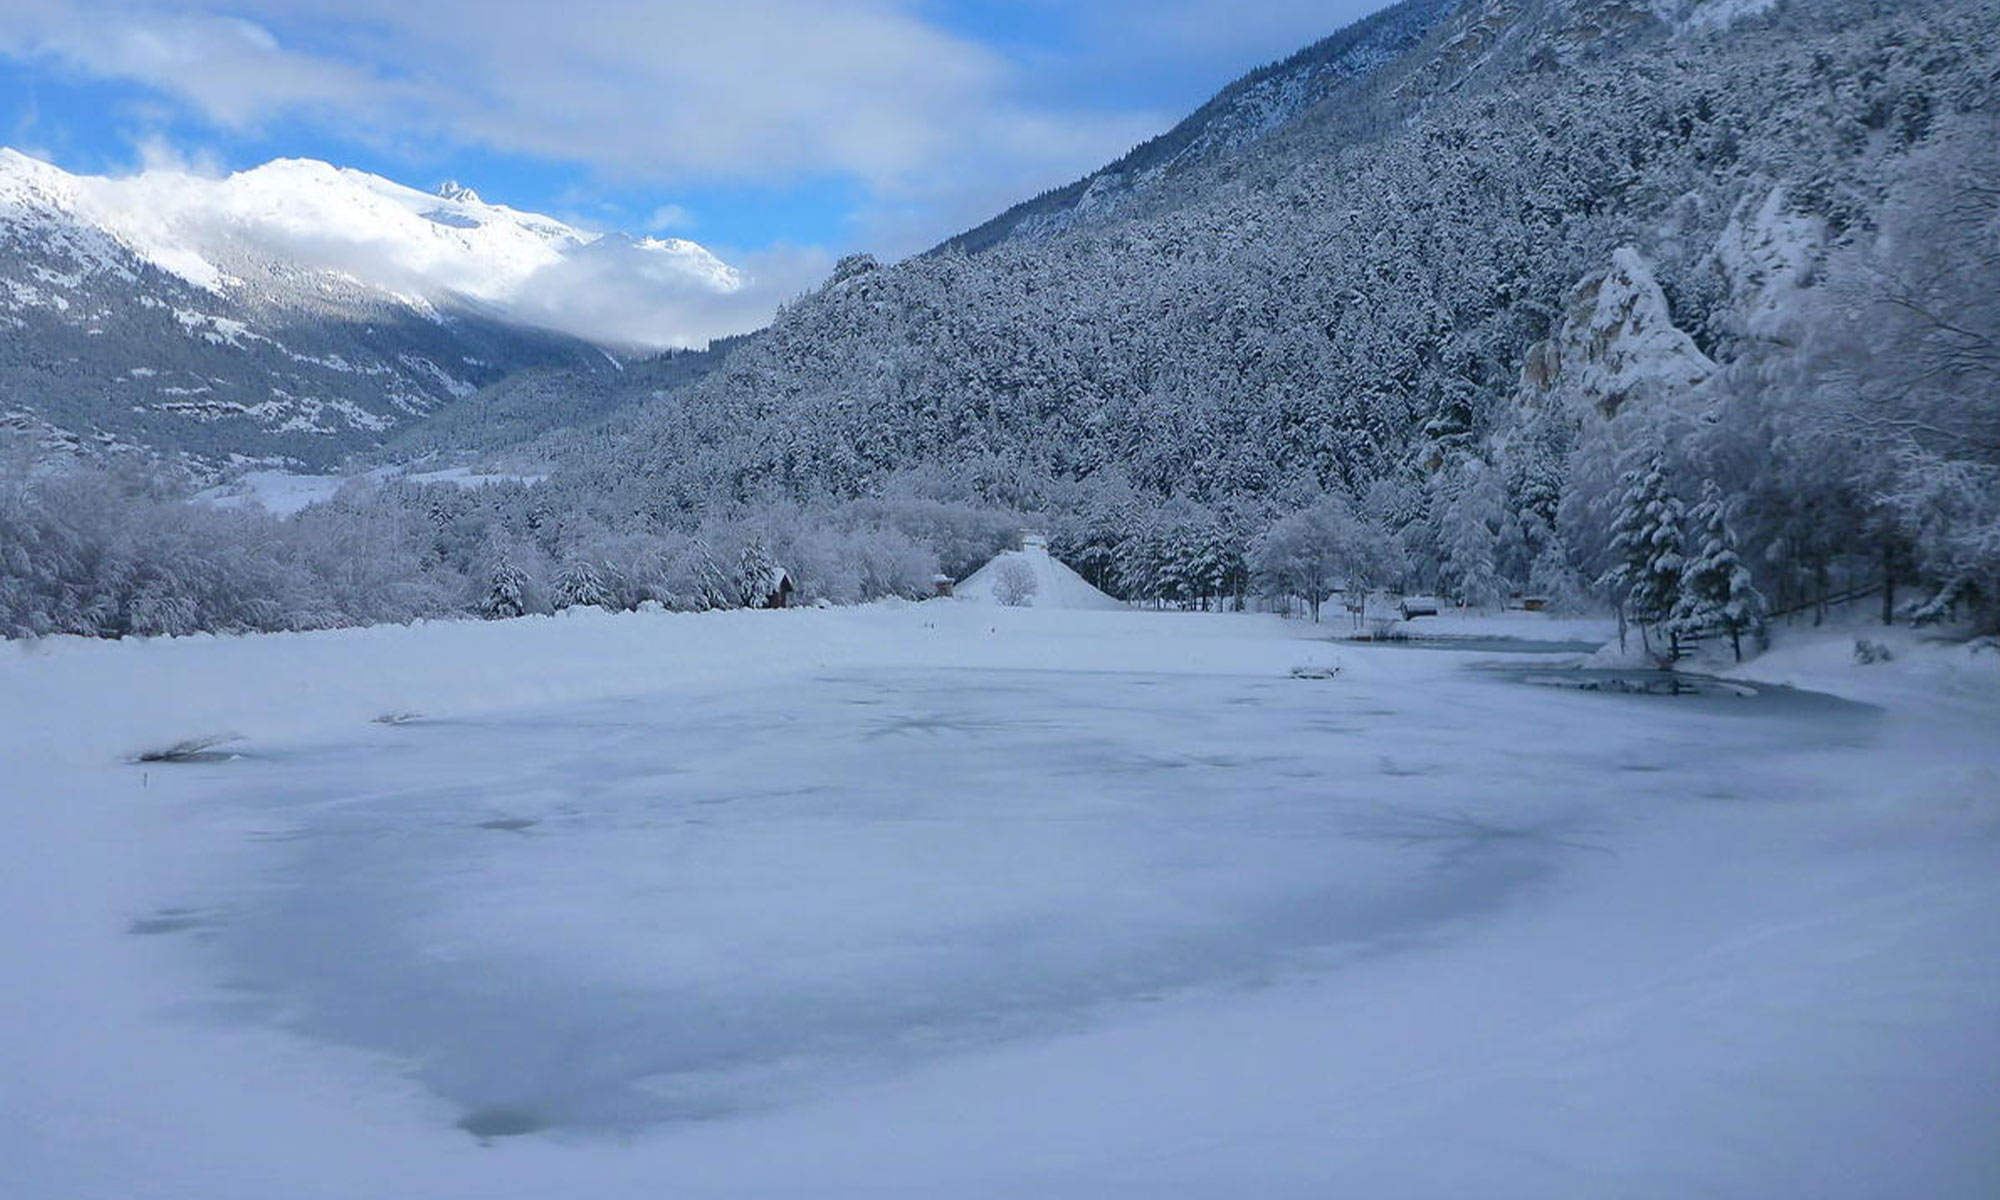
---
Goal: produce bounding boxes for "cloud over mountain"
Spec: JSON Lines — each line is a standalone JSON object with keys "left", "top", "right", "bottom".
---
{"left": 0, "top": 147, "right": 796, "bottom": 349}
{"left": 0, "top": 0, "right": 1386, "bottom": 253}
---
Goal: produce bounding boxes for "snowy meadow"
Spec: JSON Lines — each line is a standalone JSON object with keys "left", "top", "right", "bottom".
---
{"left": 6, "top": 601, "right": 1998, "bottom": 1198}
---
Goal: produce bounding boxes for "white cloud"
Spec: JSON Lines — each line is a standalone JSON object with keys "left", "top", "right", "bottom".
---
{"left": 0, "top": 2, "right": 1146, "bottom": 189}
{"left": 645, "top": 204, "right": 695, "bottom": 232}
{"left": 129, "top": 132, "right": 227, "bottom": 177}
{"left": 0, "top": 0, "right": 1395, "bottom": 256}
{"left": 511, "top": 241, "right": 834, "bottom": 351}
{"left": 0, "top": 6, "right": 394, "bottom": 128}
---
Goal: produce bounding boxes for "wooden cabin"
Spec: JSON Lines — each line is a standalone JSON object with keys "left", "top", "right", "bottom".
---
{"left": 760, "top": 568, "right": 796, "bottom": 610}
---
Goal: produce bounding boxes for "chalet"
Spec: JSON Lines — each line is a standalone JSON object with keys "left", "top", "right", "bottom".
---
{"left": 760, "top": 568, "right": 796, "bottom": 610}
{"left": 1397, "top": 595, "right": 1441, "bottom": 619}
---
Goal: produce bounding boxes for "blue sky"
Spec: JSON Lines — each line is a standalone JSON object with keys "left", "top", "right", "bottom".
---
{"left": 0, "top": 1, "right": 1390, "bottom": 260}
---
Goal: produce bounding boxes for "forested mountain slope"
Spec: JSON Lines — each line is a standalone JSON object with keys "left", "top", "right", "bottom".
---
{"left": 521, "top": 0, "right": 1994, "bottom": 622}
{"left": 939, "top": 0, "right": 1462, "bottom": 255}
{"left": 377, "top": 336, "right": 752, "bottom": 463}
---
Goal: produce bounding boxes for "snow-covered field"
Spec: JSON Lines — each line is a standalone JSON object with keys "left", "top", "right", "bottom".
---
{"left": 4, "top": 604, "right": 1998, "bottom": 1199}
{"left": 197, "top": 466, "right": 550, "bottom": 517}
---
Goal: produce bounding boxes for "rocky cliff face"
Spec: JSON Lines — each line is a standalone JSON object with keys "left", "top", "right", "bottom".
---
{"left": 1519, "top": 247, "right": 1717, "bottom": 419}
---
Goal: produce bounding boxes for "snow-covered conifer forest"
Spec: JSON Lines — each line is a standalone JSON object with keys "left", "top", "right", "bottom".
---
{"left": 5, "top": 1, "right": 2000, "bottom": 1196}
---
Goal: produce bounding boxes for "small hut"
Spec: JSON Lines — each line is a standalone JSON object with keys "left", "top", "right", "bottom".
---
{"left": 760, "top": 568, "right": 796, "bottom": 610}
{"left": 932, "top": 573, "right": 955, "bottom": 599}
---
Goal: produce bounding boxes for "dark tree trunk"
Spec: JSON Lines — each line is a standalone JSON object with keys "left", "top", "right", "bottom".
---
{"left": 1882, "top": 545, "right": 1897, "bottom": 627}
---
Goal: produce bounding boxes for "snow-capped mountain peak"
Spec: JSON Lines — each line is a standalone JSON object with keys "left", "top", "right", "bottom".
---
{"left": 0, "top": 148, "right": 753, "bottom": 468}
{"left": 0, "top": 148, "right": 742, "bottom": 349}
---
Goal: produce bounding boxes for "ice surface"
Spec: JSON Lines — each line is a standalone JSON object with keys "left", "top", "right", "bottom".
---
{"left": 4, "top": 605, "right": 1998, "bottom": 1199}
{"left": 200, "top": 667, "right": 1572, "bottom": 1132}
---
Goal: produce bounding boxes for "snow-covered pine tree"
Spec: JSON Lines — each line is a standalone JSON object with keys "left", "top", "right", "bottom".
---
{"left": 735, "top": 541, "right": 781, "bottom": 609}
{"left": 1601, "top": 451, "right": 1690, "bottom": 660}
{"left": 688, "top": 539, "right": 734, "bottom": 610}
{"left": 1187, "top": 516, "right": 1240, "bottom": 611}
{"left": 1439, "top": 461, "right": 1507, "bottom": 610}
{"left": 1527, "top": 534, "right": 1589, "bottom": 614}
{"left": 481, "top": 560, "right": 529, "bottom": 620}
{"left": 1675, "top": 480, "right": 1767, "bottom": 661}
{"left": 553, "top": 559, "right": 612, "bottom": 612}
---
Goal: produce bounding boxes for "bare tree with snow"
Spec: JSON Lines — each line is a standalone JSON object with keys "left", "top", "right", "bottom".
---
{"left": 992, "top": 558, "right": 1039, "bottom": 607}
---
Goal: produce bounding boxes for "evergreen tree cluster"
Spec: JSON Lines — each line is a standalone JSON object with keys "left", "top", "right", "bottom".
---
{"left": 1600, "top": 450, "right": 1767, "bottom": 660}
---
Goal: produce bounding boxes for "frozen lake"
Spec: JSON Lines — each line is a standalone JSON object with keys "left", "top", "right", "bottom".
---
{"left": 9, "top": 606, "right": 1998, "bottom": 1198}
{"left": 156, "top": 640, "right": 1873, "bottom": 1138}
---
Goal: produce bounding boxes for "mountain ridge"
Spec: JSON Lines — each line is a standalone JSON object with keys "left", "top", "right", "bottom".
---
{"left": 0, "top": 149, "right": 744, "bottom": 348}
{"left": 0, "top": 148, "right": 754, "bottom": 471}
{"left": 936, "top": 0, "right": 1465, "bottom": 256}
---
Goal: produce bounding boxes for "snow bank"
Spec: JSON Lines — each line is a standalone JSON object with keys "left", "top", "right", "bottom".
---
{"left": 955, "top": 545, "right": 1125, "bottom": 610}
{"left": 1366, "top": 607, "right": 1616, "bottom": 643}
{"left": 196, "top": 469, "right": 352, "bottom": 516}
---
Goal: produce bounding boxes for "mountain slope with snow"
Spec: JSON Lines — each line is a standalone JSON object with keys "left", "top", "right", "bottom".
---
{"left": 939, "top": 0, "right": 1462, "bottom": 255}
{"left": 0, "top": 154, "right": 756, "bottom": 474}
{"left": 0, "top": 151, "right": 743, "bottom": 347}
{"left": 0, "top": 150, "right": 748, "bottom": 470}
{"left": 531, "top": 0, "right": 1993, "bottom": 541}
{"left": 935, "top": 0, "right": 1782, "bottom": 260}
